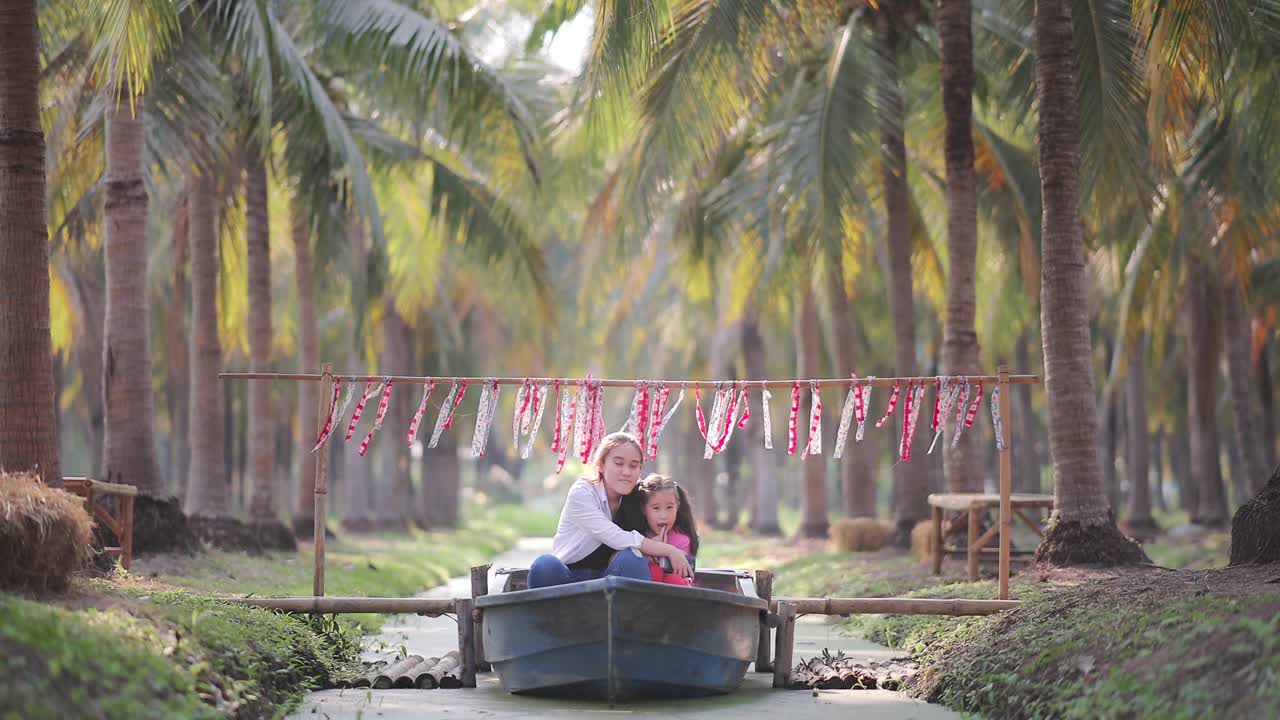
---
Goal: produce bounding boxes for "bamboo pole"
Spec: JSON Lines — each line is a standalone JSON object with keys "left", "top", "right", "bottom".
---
{"left": 471, "top": 565, "right": 490, "bottom": 672}
{"left": 770, "top": 597, "right": 1018, "bottom": 616}
{"left": 456, "top": 598, "right": 476, "bottom": 688}
{"left": 313, "top": 362, "right": 333, "bottom": 597}
{"left": 221, "top": 596, "right": 457, "bottom": 615}
{"left": 998, "top": 364, "right": 1012, "bottom": 600}
{"left": 221, "top": 371, "right": 1042, "bottom": 389}
{"left": 771, "top": 601, "right": 796, "bottom": 689}
{"left": 754, "top": 569, "right": 774, "bottom": 673}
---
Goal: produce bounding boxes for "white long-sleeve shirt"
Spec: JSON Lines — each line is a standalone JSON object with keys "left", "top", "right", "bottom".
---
{"left": 550, "top": 478, "right": 645, "bottom": 564}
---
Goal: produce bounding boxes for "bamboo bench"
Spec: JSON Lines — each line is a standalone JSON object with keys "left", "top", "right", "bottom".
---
{"left": 63, "top": 477, "right": 137, "bottom": 571}
{"left": 928, "top": 492, "right": 1054, "bottom": 580}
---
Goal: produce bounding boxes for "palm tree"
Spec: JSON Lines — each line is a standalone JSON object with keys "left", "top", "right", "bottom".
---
{"left": 1031, "top": 0, "right": 1143, "bottom": 564}
{"left": 0, "top": 0, "right": 61, "bottom": 486}
{"left": 937, "top": 0, "right": 982, "bottom": 494}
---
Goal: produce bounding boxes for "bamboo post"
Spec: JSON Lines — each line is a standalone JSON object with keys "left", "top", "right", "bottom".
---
{"left": 931, "top": 506, "right": 944, "bottom": 576}
{"left": 754, "top": 569, "right": 774, "bottom": 673}
{"left": 471, "top": 564, "right": 491, "bottom": 672}
{"left": 998, "top": 364, "right": 1012, "bottom": 600}
{"left": 771, "top": 601, "right": 796, "bottom": 689}
{"left": 456, "top": 598, "right": 477, "bottom": 688}
{"left": 967, "top": 506, "right": 980, "bottom": 581}
{"left": 313, "top": 362, "right": 334, "bottom": 597}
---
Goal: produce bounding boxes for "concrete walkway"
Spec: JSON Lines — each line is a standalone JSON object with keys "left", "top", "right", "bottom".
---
{"left": 289, "top": 539, "right": 962, "bottom": 719}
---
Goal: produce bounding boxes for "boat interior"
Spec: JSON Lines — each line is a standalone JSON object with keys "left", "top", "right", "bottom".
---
{"left": 493, "top": 567, "right": 757, "bottom": 596}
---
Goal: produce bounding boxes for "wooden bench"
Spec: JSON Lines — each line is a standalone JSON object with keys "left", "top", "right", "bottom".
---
{"left": 928, "top": 493, "right": 1054, "bottom": 581}
{"left": 63, "top": 477, "right": 137, "bottom": 571}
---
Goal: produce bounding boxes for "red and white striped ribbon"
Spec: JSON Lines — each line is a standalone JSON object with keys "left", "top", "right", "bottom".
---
{"left": 833, "top": 377, "right": 857, "bottom": 459}
{"left": 964, "top": 382, "right": 983, "bottom": 428}
{"left": 644, "top": 384, "right": 667, "bottom": 458}
{"left": 929, "top": 378, "right": 963, "bottom": 454}
{"left": 990, "top": 384, "right": 1005, "bottom": 451}
{"left": 512, "top": 380, "right": 533, "bottom": 449}
{"left": 345, "top": 380, "right": 384, "bottom": 442}
{"left": 573, "top": 378, "right": 590, "bottom": 461}
{"left": 876, "top": 382, "right": 901, "bottom": 429}
{"left": 549, "top": 380, "right": 565, "bottom": 454}
{"left": 649, "top": 384, "right": 685, "bottom": 459}
{"left": 578, "top": 377, "right": 604, "bottom": 462}
{"left": 427, "top": 382, "right": 461, "bottom": 449}
{"left": 930, "top": 378, "right": 944, "bottom": 432}
{"left": 899, "top": 382, "right": 916, "bottom": 462}
{"left": 737, "top": 387, "right": 751, "bottom": 429}
{"left": 950, "top": 380, "right": 972, "bottom": 449}
{"left": 443, "top": 382, "right": 468, "bottom": 430}
{"left": 906, "top": 383, "right": 926, "bottom": 461}
{"left": 406, "top": 381, "right": 436, "bottom": 446}
{"left": 695, "top": 387, "right": 709, "bottom": 440}
{"left": 787, "top": 382, "right": 801, "bottom": 455}
{"left": 710, "top": 383, "right": 740, "bottom": 456}
{"left": 761, "top": 384, "right": 774, "bottom": 450}
{"left": 554, "top": 381, "right": 578, "bottom": 473}
{"left": 802, "top": 381, "right": 822, "bottom": 459}
{"left": 520, "top": 382, "right": 549, "bottom": 460}
{"left": 358, "top": 378, "right": 394, "bottom": 456}
{"left": 703, "top": 383, "right": 729, "bottom": 459}
{"left": 310, "top": 376, "right": 344, "bottom": 453}
{"left": 471, "top": 378, "right": 500, "bottom": 457}
{"left": 855, "top": 376, "right": 874, "bottom": 442}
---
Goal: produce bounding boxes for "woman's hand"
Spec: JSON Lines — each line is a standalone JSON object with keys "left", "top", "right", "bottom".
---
{"left": 664, "top": 544, "right": 693, "bottom": 578}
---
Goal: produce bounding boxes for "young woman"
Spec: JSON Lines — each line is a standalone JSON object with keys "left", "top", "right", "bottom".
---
{"left": 527, "top": 433, "right": 694, "bottom": 588}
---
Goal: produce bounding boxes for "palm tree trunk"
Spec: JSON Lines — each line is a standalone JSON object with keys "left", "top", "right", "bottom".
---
{"left": 423, "top": 427, "right": 461, "bottom": 528}
{"left": 1184, "top": 260, "right": 1227, "bottom": 525}
{"left": 376, "top": 301, "right": 413, "bottom": 530}
{"left": 66, "top": 260, "right": 106, "bottom": 478}
{"left": 1151, "top": 426, "right": 1167, "bottom": 513}
{"left": 1260, "top": 342, "right": 1276, "bottom": 465}
{"left": 824, "top": 253, "right": 876, "bottom": 517}
{"left": 1124, "top": 332, "right": 1156, "bottom": 536}
{"left": 876, "top": 21, "right": 928, "bottom": 544}
{"left": 184, "top": 169, "right": 228, "bottom": 517}
{"left": 1032, "top": 0, "right": 1144, "bottom": 563}
{"left": 1223, "top": 280, "right": 1271, "bottom": 499}
{"left": 101, "top": 93, "right": 164, "bottom": 496}
{"left": 795, "top": 286, "right": 829, "bottom": 538}
{"left": 742, "top": 314, "right": 781, "bottom": 534}
{"left": 1172, "top": 414, "right": 1196, "bottom": 514}
{"left": 340, "top": 219, "right": 374, "bottom": 533}
{"left": 0, "top": 0, "right": 61, "bottom": 486}
{"left": 244, "top": 143, "right": 277, "bottom": 523}
{"left": 165, "top": 195, "right": 190, "bottom": 498}
{"left": 291, "top": 208, "right": 319, "bottom": 537}
{"left": 937, "top": 0, "right": 984, "bottom": 496}
{"left": 1013, "top": 329, "right": 1039, "bottom": 493}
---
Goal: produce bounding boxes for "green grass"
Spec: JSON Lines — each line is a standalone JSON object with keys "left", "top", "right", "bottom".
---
{"left": 0, "top": 587, "right": 358, "bottom": 720}
{"left": 911, "top": 585, "right": 1280, "bottom": 719}
{"left": 0, "top": 505, "right": 542, "bottom": 719}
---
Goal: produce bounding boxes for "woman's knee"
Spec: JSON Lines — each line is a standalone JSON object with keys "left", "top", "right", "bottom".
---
{"left": 528, "top": 554, "right": 571, "bottom": 588}
{"left": 607, "top": 548, "right": 651, "bottom": 580}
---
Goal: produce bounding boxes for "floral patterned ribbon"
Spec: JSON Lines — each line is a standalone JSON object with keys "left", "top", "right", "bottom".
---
{"left": 406, "top": 381, "right": 436, "bottom": 446}
{"left": 802, "top": 381, "right": 823, "bottom": 459}
{"left": 358, "top": 378, "right": 394, "bottom": 457}
{"left": 310, "top": 376, "right": 344, "bottom": 453}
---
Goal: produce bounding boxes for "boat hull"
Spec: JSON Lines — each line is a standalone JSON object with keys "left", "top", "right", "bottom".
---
{"left": 477, "top": 575, "right": 766, "bottom": 701}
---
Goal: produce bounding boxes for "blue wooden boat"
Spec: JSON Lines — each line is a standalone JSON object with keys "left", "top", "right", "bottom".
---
{"left": 477, "top": 569, "right": 766, "bottom": 702}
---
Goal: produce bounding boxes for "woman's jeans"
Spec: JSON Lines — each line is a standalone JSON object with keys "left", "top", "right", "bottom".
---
{"left": 527, "top": 549, "right": 651, "bottom": 589}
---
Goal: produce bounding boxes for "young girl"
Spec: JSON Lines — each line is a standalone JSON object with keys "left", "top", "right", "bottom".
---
{"left": 634, "top": 474, "right": 700, "bottom": 587}
{"left": 527, "top": 433, "right": 694, "bottom": 589}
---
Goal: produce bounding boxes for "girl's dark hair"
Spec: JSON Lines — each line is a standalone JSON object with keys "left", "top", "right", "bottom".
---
{"left": 633, "top": 474, "right": 700, "bottom": 556}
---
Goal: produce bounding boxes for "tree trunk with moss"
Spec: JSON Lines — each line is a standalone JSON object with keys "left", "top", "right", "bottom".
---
{"left": 291, "top": 208, "right": 319, "bottom": 537}
{"left": 1184, "top": 260, "right": 1227, "bottom": 526}
{"left": 1031, "top": 0, "right": 1145, "bottom": 565}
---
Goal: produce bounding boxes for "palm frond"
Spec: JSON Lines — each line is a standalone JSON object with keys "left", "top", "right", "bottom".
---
{"left": 86, "top": 0, "right": 185, "bottom": 99}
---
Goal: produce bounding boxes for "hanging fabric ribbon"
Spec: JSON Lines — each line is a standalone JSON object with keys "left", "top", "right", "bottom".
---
{"left": 471, "top": 378, "right": 500, "bottom": 457}
{"left": 442, "top": 382, "right": 468, "bottom": 430}
{"left": 930, "top": 377, "right": 945, "bottom": 433}
{"left": 512, "top": 379, "right": 533, "bottom": 449}
{"left": 761, "top": 383, "right": 774, "bottom": 450}
{"left": 427, "top": 382, "right": 461, "bottom": 449}
{"left": 710, "top": 382, "right": 740, "bottom": 456}
{"left": 833, "top": 376, "right": 857, "bottom": 459}
{"left": 855, "top": 376, "right": 874, "bottom": 442}
{"left": 703, "top": 383, "right": 730, "bottom": 459}
{"left": 649, "top": 384, "right": 685, "bottom": 459}
{"left": 358, "top": 378, "right": 394, "bottom": 457}
{"left": 899, "top": 382, "right": 916, "bottom": 462}
{"left": 929, "top": 378, "right": 963, "bottom": 454}
{"left": 405, "top": 381, "right": 435, "bottom": 446}
{"left": 549, "top": 380, "right": 565, "bottom": 455}
{"left": 991, "top": 383, "right": 1005, "bottom": 451}
{"left": 553, "top": 381, "right": 578, "bottom": 474}
{"left": 903, "top": 382, "right": 927, "bottom": 461}
{"left": 589, "top": 378, "right": 607, "bottom": 460}
{"left": 644, "top": 384, "right": 669, "bottom": 458}
{"left": 787, "top": 381, "right": 802, "bottom": 455}
{"left": 803, "top": 381, "right": 823, "bottom": 458}
{"left": 694, "top": 387, "right": 709, "bottom": 440}
{"left": 577, "top": 377, "right": 605, "bottom": 462}
{"left": 310, "top": 376, "right": 344, "bottom": 453}
{"left": 736, "top": 387, "right": 751, "bottom": 429}
{"left": 876, "top": 382, "right": 902, "bottom": 429}
{"left": 950, "top": 380, "right": 972, "bottom": 449}
{"left": 957, "top": 384, "right": 983, "bottom": 445}
{"left": 345, "top": 379, "right": 384, "bottom": 442}
{"left": 520, "top": 382, "right": 549, "bottom": 460}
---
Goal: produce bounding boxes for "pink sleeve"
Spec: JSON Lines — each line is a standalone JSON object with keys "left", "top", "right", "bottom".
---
{"left": 667, "top": 530, "right": 693, "bottom": 554}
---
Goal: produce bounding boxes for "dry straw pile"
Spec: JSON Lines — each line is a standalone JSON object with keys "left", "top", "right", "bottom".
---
{"left": 829, "top": 517, "right": 891, "bottom": 552}
{"left": 0, "top": 471, "right": 93, "bottom": 591}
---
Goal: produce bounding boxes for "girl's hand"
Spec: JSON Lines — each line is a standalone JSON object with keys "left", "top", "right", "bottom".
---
{"left": 665, "top": 546, "right": 693, "bottom": 578}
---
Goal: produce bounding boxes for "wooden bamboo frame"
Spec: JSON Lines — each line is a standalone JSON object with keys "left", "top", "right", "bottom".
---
{"left": 771, "top": 597, "right": 1018, "bottom": 616}
{"left": 220, "top": 371, "right": 1041, "bottom": 389}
